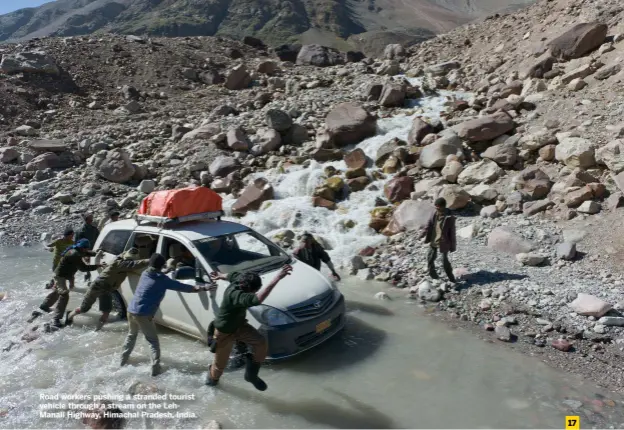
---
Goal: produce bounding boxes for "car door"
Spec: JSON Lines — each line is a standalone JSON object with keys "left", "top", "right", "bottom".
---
{"left": 87, "top": 228, "right": 133, "bottom": 295}
{"left": 155, "top": 234, "right": 212, "bottom": 341}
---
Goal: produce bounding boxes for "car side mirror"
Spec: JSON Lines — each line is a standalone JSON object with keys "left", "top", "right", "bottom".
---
{"left": 173, "top": 266, "right": 195, "bottom": 281}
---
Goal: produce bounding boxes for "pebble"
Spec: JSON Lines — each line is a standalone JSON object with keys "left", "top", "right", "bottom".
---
{"left": 552, "top": 339, "right": 573, "bottom": 352}
{"left": 495, "top": 325, "right": 512, "bottom": 342}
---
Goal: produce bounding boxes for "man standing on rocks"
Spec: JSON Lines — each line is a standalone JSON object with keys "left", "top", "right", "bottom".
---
{"left": 119, "top": 254, "right": 212, "bottom": 376}
{"left": 293, "top": 233, "right": 341, "bottom": 281}
{"left": 420, "top": 198, "right": 457, "bottom": 283}
{"left": 76, "top": 213, "right": 100, "bottom": 282}
{"left": 206, "top": 265, "right": 292, "bottom": 390}
{"left": 29, "top": 239, "right": 104, "bottom": 328}
{"left": 65, "top": 247, "right": 150, "bottom": 331}
{"left": 44, "top": 227, "right": 75, "bottom": 289}
{"left": 99, "top": 210, "right": 120, "bottom": 231}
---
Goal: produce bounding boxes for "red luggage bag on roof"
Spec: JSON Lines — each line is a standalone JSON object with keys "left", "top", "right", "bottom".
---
{"left": 138, "top": 186, "right": 223, "bottom": 219}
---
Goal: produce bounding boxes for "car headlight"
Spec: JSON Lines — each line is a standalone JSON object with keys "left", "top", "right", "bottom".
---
{"left": 249, "top": 305, "right": 294, "bottom": 326}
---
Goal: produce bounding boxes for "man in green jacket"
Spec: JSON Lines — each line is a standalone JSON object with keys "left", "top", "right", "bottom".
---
{"left": 29, "top": 239, "right": 104, "bottom": 328}
{"left": 65, "top": 247, "right": 150, "bottom": 330}
{"left": 76, "top": 213, "right": 100, "bottom": 282}
{"left": 44, "top": 227, "right": 75, "bottom": 289}
{"left": 206, "top": 264, "right": 292, "bottom": 391}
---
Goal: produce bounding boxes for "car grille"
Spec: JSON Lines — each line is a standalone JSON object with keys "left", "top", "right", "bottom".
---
{"left": 295, "top": 315, "right": 342, "bottom": 349}
{"left": 288, "top": 291, "right": 334, "bottom": 319}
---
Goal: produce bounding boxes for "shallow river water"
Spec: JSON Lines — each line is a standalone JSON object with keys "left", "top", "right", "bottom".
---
{"left": 1, "top": 248, "right": 624, "bottom": 429}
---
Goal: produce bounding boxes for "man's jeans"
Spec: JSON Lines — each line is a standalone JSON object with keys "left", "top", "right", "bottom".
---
{"left": 427, "top": 246, "right": 455, "bottom": 282}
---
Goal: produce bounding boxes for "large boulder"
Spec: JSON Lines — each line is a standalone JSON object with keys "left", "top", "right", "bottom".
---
{"left": 375, "top": 137, "right": 405, "bottom": 166}
{"left": 225, "top": 65, "right": 251, "bottom": 90}
{"left": 384, "top": 176, "right": 414, "bottom": 203}
{"left": 519, "top": 52, "right": 555, "bottom": 79}
{"left": 596, "top": 139, "right": 624, "bottom": 173}
{"left": 273, "top": 44, "right": 302, "bottom": 62}
{"left": 457, "top": 159, "right": 504, "bottom": 185}
{"left": 0, "top": 51, "right": 59, "bottom": 75}
{"left": 419, "top": 134, "right": 463, "bottom": 169}
{"left": 231, "top": 178, "right": 274, "bottom": 215}
{"left": 512, "top": 166, "right": 553, "bottom": 200}
{"left": 296, "top": 45, "right": 344, "bottom": 67}
{"left": 28, "top": 139, "right": 66, "bottom": 153}
{"left": 25, "top": 152, "right": 60, "bottom": 171}
{"left": 0, "top": 147, "right": 19, "bottom": 163}
{"left": 379, "top": 83, "right": 406, "bottom": 107}
{"left": 407, "top": 117, "right": 434, "bottom": 146}
{"left": 452, "top": 112, "right": 514, "bottom": 143}
{"left": 209, "top": 156, "right": 239, "bottom": 177}
{"left": 182, "top": 123, "right": 221, "bottom": 141}
{"left": 344, "top": 148, "right": 369, "bottom": 169}
{"left": 481, "top": 144, "right": 517, "bottom": 167}
{"left": 569, "top": 293, "right": 612, "bottom": 317}
{"left": 325, "top": 103, "right": 377, "bottom": 146}
{"left": 266, "top": 109, "right": 293, "bottom": 132}
{"left": 95, "top": 149, "right": 135, "bottom": 183}
{"left": 487, "top": 227, "right": 534, "bottom": 255}
{"left": 441, "top": 160, "right": 463, "bottom": 183}
{"left": 548, "top": 23, "right": 608, "bottom": 60}
{"left": 383, "top": 200, "right": 435, "bottom": 235}
{"left": 252, "top": 128, "right": 282, "bottom": 155}
{"left": 437, "top": 185, "right": 471, "bottom": 209}
{"left": 555, "top": 137, "right": 596, "bottom": 168}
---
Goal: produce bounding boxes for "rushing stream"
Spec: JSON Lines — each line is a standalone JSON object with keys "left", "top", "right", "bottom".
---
{"left": 1, "top": 248, "right": 624, "bottom": 429}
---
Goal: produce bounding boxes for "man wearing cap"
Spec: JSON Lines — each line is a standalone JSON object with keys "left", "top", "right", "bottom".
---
{"left": 44, "top": 227, "right": 75, "bottom": 290}
{"left": 29, "top": 239, "right": 105, "bottom": 328}
{"left": 120, "top": 253, "right": 214, "bottom": 376}
{"left": 293, "top": 233, "right": 341, "bottom": 281}
{"left": 65, "top": 247, "right": 151, "bottom": 330}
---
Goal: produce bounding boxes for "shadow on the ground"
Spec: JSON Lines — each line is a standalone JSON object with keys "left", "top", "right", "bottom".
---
{"left": 459, "top": 270, "right": 528, "bottom": 288}
{"left": 220, "top": 383, "right": 397, "bottom": 429}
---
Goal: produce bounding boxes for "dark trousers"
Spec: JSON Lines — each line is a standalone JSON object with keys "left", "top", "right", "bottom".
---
{"left": 427, "top": 246, "right": 455, "bottom": 282}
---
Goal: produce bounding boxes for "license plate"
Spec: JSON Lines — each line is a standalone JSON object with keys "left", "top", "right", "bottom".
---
{"left": 316, "top": 319, "right": 331, "bottom": 333}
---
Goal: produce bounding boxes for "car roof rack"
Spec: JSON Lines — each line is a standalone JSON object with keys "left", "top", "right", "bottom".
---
{"left": 135, "top": 210, "right": 224, "bottom": 227}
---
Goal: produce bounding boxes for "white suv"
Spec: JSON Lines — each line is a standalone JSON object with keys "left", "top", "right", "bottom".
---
{"left": 89, "top": 214, "right": 346, "bottom": 360}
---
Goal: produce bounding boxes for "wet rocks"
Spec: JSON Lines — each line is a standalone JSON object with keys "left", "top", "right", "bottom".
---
{"left": 452, "top": 112, "right": 515, "bottom": 142}
{"left": 384, "top": 176, "right": 413, "bottom": 203}
{"left": 325, "top": 103, "right": 377, "bottom": 147}
{"left": 548, "top": 22, "right": 608, "bottom": 60}
{"left": 417, "top": 280, "right": 442, "bottom": 302}
{"left": 344, "top": 148, "right": 368, "bottom": 169}
{"left": 419, "top": 135, "right": 463, "bottom": 169}
{"left": 408, "top": 117, "right": 434, "bottom": 146}
{"left": 296, "top": 45, "right": 344, "bottom": 67}
{"left": 487, "top": 227, "right": 534, "bottom": 255}
{"left": 555, "top": 137, "right": 596, "bottom": 168}
{"left": 94, "top": 149, "right": 135, "bottom": 183}
{"left": 379, "top": 83, "right": 406, "bottom": 107}
{"left": 457, "top": 159, "right": 503, "bottom": 185}
{"left": 569, "top": 293, "right": 612, "bottom": 318}
{"left": 232, "top": 178, "right": 274, "bottom": 215}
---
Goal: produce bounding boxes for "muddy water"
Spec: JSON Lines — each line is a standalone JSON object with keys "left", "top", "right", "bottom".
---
{"left": 1, "top": 247, "right": 624, "bottom": 429}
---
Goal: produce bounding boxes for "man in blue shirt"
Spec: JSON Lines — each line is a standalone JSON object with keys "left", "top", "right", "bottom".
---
{"left": 120, "top": 253, "right": 213, "bottom": 376}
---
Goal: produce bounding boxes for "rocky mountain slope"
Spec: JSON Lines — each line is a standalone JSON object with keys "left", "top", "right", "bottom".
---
{"left": 0, "top": 0, "right": 534, "bottom": 54}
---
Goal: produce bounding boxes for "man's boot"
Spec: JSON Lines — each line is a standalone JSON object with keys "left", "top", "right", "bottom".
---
{"left": 27, "top": 305, "right": 50, "bottom": 323}
{"left": 205, "top": 365, "right": 219, "bottom": 387}
{"left": 51, "top": 319, "right": 63, "bottom": 329}
{"left": 243, "top": 354, "right": 267, "bottom": 392}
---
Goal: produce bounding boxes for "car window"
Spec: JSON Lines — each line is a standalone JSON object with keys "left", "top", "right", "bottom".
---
{"left": 127, "top": 232, "right": 159, "bottom": 260}
{"left": 99, "top": 230, "right": 132, "bottom": 255}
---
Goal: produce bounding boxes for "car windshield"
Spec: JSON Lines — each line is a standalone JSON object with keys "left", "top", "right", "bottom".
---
{"left": 193, "top": 230, "right": 290, "bottom": 274}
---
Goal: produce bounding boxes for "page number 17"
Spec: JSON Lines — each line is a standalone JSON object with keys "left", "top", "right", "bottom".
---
{"left": 566, "top": 416, "right": 580, "bottom": 430}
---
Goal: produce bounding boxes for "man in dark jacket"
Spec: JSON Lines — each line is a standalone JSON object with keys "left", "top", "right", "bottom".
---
{"left": 29, "top": 239, "right": 105, "bottom": 327}
{"left": 206, "top": 265, "right": 292, "bottom": 391}
{"left": 293, "top": 233, "right": 340, "bottom": 281}
{"left": 119, "top": 254, "right": 213, "bottom": 376}
{"left": 420, "top": 198, "right": 457, "bottom": 282}
{"left": 65, "top": 247, "right": 150, "bottom": 330}
{"left": 76, "top": 213, "right": 100, "bottom": 282}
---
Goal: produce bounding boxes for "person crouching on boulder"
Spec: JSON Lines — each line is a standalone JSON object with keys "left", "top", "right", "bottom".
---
{"left": 206, "top": 265, "right": 292, "bottom": 390}
{"left": 29, "top": 239, "right": 104, "bottom": 328}
{"left": 65, "top": 247, "right": 150, "bottom": 331}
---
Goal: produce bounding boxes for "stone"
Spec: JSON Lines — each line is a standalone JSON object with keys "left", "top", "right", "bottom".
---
{"left": 577, "top": 200, "right": 600, "bottom": 214}
{"left": 384, "top": 176, "right": 413, "bottom": 203}
{"left": 418, "top": 281, "right": 442, "bottom": 302}
{"left": 232, "top": 178, "right": 274, "bottom": 215}
{"left": 182, "top": 123, "right": 221, "bottom": 141}
{"left": 513, "top": 166, "right": 553, "bottom": 200}
{"left": 138, "top": 180, "right": 156, "bottom": 194}
{"left": 519, "top": 126, "right": 557, "bottom": 151}
{"left": 205, "top": 420, "right": 222, "bottom": 429}
{"left": 551, "top": 339, "right": 572, "bottom": 352}
{"left": 226, "top": 127, "right": 251, "bottom": 152}
{"left": 480, "top": 205, "right": 499, "bottom": 218}
{"left": 366, "top": 83, "right": 383, "bottom": 101}
{"left": 458, "top": 223, "right": 478, "bottom": 239}
{"left": 564, "top": 186, "right": 593, "bottom": 207}
{"left": 384, "top": 44, "right": 406, "bottom": 60}
{"left": 53, "top": 192, "right": 73, "bottom": 204}
{"left": 379, "top": 83, "right": 406, "bottom": 107}
{"left": 312, "top": 149, "right": 342, "bottom": 162}
{"left": 595, "top": 63, "right": 621, "bottom": 80}
{"left": 452, "top": 112, "right": 514, "bottom": 142}
{"left": 257, "top": 61, "right": 278, "bottom": 75}
{"left": 32, "top": 205, "right": 54, "bottom": 215}
{"left": 209, "top": 156, "right": 238, "bottom": 177}
{"left": 253, "top": 128, "right": 282, "bottom": 154}
{"left": 383, "top": 200, "right": 435, "bottom": 234}
{"left": 376, "top": 60, "right": 400, "bottom": 76}
{"left": 441, "top": 160, "right": 463, "bottom": 183}
{"left": 487, "top": 227, "right": 534, "bottom": 255}
{"left": 347, "top": 177, "right": 371, "bottom": 192}
{"left": 481, "top": 144, "right": 517, "bottom": 167}
{"left": 519, "top": 52, "right": 555, "bottom": 79}
{"left": 374, "top": 292, "right": 390, "bottom": 300}
{"left": 375, "top": 138, "right": 405, "bottom": 166}
{"left": 425, "top": 61, "right": 460, "bottom": 76}
{"left": 548, "top": 23, "right": 608, "bottom": 60}
{"left": 457, "top": 159, "right": 504, "bottom": 185}
{"left": 569, "top": 293, "right": 612, "bottom": 317}
{"left": 614, "top": 171, "right": 624, "bottom": 194}
{"left": 596, "top": 140, "right": 624, "bottom": 174}
{"left": 495, "top": 326, "right": 512, "bottom": 342}
{"left": 419, "top": 135, "right": 463, "bottom": 169}
{"left": 469, "top": 184, "right": 498, "bottom": 202}
{"left": 172, "top": 125, "right": 192, "bottom": 141}
{"left": 225, "top": 65, "right": 251, "bottom": 90}
{"left": 266, "top": 109, "right": 293, "bottom": 132}
{"left": 95, "top": 149, "right": 135, "bottom": 183}
{"left": 539, "top": 144, "right": 556, "bottom": 161}
{"left": 296, "top": 45, "right": 344, "bottom": 67}
{"left": 516, "top": 253, "right": 545, "bottom": 266}
{"left": 15, "top": 125, "right": 37, "bottom": 136}
{"left": 408, "top": 117, "right": 434, "bottom": 146}
{"left": 26, "top": 152, "right": 60, "bottom": 171}
{"left": 0, "top": 147, "right": 19, "bottom": 163}
{"left": 607, "top": 192, "right": 624, "bottom": 210}
{"left": 344, "top": 148, "right": 368, "bottom": 169}
{"left": 438, "top": 185, "right": 471, "bottom": 210}
{"left": 0, "top": 51, "right": 59, "bottom": 75}
{"left": 312, "top": 196, "right": 337, "bottom": 210}
{"left": 598, "top": 317, "right": 624, "bottom": 327}
{"left": 561, "top": 64, "right": 593, "bottom": 84}
{"left": 523, "top": 199, "right": 554, "bottom": 216}
{"left": 28, "top": 139, "right": 66, "bottom": 153}
{"left": 273, "top": 43, "right": 302, "bottom": 62}
{"left": 325, "top": 103, "right": 377, "bottom": 147}
{"left": 568, "top": 78, "right": 587, "bottom": 91}
{"left": 556, "top": 137, "right": 596, "bottom": 168}
{"left": 555, "top": 242, "right": 576, "bottom": 261}
{"left": 284, "top": 125, "right": 309, "bottom": 145}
